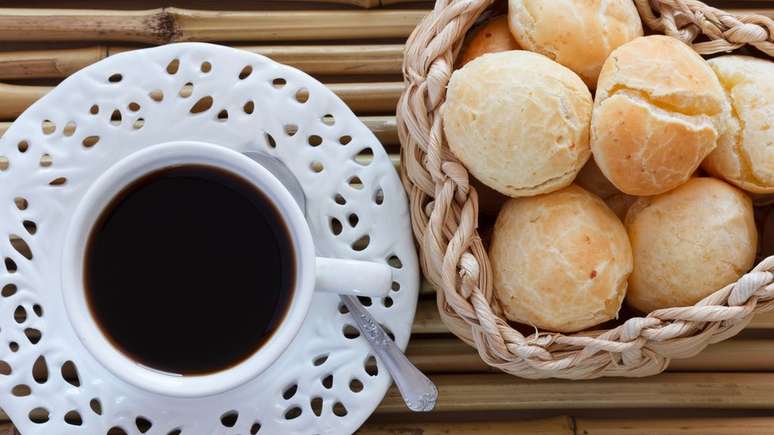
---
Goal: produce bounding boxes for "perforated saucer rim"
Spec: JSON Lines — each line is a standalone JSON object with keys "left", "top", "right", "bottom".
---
{"left": 0, "top": 43, "right": 418, "bottom": 435}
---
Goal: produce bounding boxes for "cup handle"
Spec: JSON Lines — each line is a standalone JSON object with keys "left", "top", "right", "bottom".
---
{"left": 315, "top": 257, "right": 392, "bottom": 297}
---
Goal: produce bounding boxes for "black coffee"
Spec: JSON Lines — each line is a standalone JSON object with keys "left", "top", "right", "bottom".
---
{"left": 85, "top": 164, "right": 295, "bottom": 375}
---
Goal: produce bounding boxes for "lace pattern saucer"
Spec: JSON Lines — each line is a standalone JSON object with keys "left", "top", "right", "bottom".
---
{"left": 0, "top": 43, "right": 418, "bottom": 435}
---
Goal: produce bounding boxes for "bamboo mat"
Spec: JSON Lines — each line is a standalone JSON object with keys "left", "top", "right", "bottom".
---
{"left": 2, "top": 1, "right": 774, "bottom": 434}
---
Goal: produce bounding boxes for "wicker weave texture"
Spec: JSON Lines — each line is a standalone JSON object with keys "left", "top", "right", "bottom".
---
{"left": 397, "top": 0, "right": 774, "bottom": 379}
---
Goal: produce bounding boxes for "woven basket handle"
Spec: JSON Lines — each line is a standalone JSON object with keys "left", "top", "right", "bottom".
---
{"left": 635, "top": 0, "right": 774, "bottom": 56}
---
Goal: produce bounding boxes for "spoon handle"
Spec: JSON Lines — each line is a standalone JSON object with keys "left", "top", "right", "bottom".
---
{"left": 339, "top": 295, "right": 438, "bottom": 412}
{"left": 241, "top": 152, "right": 436, "bottom": 410}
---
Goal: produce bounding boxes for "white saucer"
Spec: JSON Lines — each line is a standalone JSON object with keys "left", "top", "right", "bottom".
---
{"left": 0, "top": 43, "right": 418, "bottom": 435}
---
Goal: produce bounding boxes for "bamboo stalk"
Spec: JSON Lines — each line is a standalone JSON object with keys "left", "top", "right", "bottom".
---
{"left": 0, "top": 7, "right": 769, "bottom": 44}
{"left": 250, "top": 45, "right": 403, "bottom": 76}
{"left": 380, "top": 0, "right": 433, "bottom": 5}
{"left": 376, "top": 372, "right": 774, "bottom": 413}
{"left": 734, "top": 9, "right": 774, "bottom": 18}
{"left": 1, "top": 116, "right": 400, "bottom": 146}
{"left": 411, "top": 298, "right": 448, "bottom": 334}
{"left": 171, "top": 6, "right": 770, "bottom": 43}
{"left": 169, "top": 8, "right": 425, "bottom": 42}
{"left": 407, "top": 337, "right": 491, "bottom": 372}
{"left": 0, "top": 46, "right": 107, "bottom": 79}
{"left": 106, "top": 44, "right": 404, "bottom": 78}
{"left": 361, "top": 417, "right": 774, "bottom": 435}
{"left": 0, "top": 8, "right": 426, "bottom": 43}
{"left": 750, "top": 312, "right": 774, "bottom": 328}
{"left": 282, "top": 0, "right": 431, "bottom": 7}
{"left": 405, "top": 337, "right": 774, "bottom": 373}
{"left": 360, "top": 416, "right": 575, "bottom": 434}
{"left": 360, "top": 115, "right": 399, "bottom": 145}
{"left": 576, "top": 417, "right": 774, "bottom": 435}
{"left": 0, "top": 8, "right": 170, "bottom": 44}
{"left": 0, "top": 83, "right": 50, "bottom": 120}
{"left": 4, "top": 412, "right": 773, "bottom": 434}
{"left": 4, "top": 415, "right": 774, "bottom": 434}
{"left": 283, "top": 0, "right": 381, "bottom": 8}
{"left": 328, "top": 82, "right": 402, "bottom": 114}
{"left": 0, "top": 81, "right": 401, "bottom": 119}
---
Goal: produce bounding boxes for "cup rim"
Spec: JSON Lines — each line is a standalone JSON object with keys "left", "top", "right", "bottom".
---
{"left": 61, "top": 140, "right": 315, "bottom": 397}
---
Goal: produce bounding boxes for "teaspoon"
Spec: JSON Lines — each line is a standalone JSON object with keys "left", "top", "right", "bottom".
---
{"left": 243, "top": 151, "right": 438, "bottom": 412}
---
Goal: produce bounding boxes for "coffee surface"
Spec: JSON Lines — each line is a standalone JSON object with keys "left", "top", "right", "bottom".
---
{"left": 85, "top": 164, "right": 295, "bottom": 375}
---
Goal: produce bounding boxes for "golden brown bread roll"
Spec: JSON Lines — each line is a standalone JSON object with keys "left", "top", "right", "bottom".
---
{"left": 443, "top": 50, "right": 592, "bottom": 197}
{"left": 458, "top": 16, "right": 520, "bottom": 67}
{"left": 591, "top": 35, "right": 729, "bottom": 196}
{"left": 702, "top": 55, "right": 774, "bottom": 194}
{"left": 490, "top": 185, "right": 632, "bottom": 333}
{"left": 625, "top": 177, "right": 757, "bottom": 313}
{"left": 507, "top": 0, "right": 643, "bottom": 88}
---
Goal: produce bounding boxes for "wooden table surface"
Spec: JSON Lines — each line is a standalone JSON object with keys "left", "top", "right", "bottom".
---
{"left": 1, "top": 1, "right": 774, "bottom": 434}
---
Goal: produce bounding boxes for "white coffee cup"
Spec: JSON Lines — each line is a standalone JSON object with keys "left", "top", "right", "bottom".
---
{"left": 61, "top": 141, "right": 392, "bottom": 397}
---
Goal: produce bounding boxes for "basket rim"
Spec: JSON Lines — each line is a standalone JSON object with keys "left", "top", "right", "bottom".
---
{"left": 396, "top": 0, "right": 774, "bottom": 379}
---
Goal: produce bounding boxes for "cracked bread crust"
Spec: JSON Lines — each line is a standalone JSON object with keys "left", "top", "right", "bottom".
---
{"left": 702, "top": 55, "right": 774, "bottom": 194}
{"left": 490, "top": 185, "right": 632, "bottom": 333}
{"left": 624, "top": 177, "right": 757, "bottom": 313}
{"left": 591, "top": 35, "right": 730, "bottom": 196}
{"left": 443, "top": 50, "right": 592, "bottom": 198}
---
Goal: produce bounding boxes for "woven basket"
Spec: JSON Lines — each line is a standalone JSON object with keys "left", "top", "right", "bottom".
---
{"left": 397, "top": 0, "right": 774, "bottom": 379}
